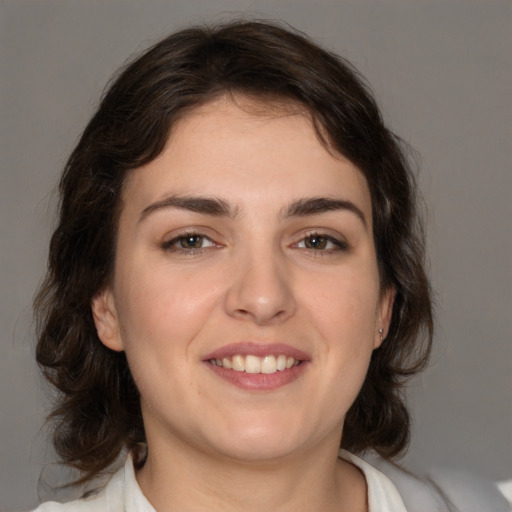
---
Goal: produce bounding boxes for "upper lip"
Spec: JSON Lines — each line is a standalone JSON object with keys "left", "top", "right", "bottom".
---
{"left": 203, "top": 342, "right": 310, "bottom": 361}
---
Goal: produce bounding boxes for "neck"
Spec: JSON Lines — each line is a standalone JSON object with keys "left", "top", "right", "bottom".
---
{"left": 136, "top": 433, "right": 367, "bottom": 512}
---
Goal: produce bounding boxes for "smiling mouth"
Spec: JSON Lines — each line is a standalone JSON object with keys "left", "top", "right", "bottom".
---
{"left": 209, "top": 354, "right": 301, "bottom": 374}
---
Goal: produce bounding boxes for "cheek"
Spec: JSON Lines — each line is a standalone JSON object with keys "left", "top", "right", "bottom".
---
{"left": 113, "top": 263, "right": 223, "bottom": 355}
{"left": 300, "top": 263, "right": 381, "bottom": 398}
{"left": 302, "top": 265, "right": 381, "bottom": 335}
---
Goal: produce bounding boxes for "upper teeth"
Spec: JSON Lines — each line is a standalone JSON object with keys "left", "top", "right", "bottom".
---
{"left": 210, "top": 355, "right": 299, "bottom": 374}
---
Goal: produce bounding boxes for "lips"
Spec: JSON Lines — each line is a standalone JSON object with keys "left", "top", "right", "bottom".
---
{"left": 203, "top": 343, "right": 309, "bottom": 390}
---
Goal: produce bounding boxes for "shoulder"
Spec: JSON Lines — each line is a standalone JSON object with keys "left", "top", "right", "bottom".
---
{"left": 31, "top": 459, "right": 126, "bottom": 512}
{"left": 429, "top": 466, "right": 511, "bottom": 512}
{"left": 32, "top": 492, "right": 109, "bottom": 512}
{"left": 31, "top": 485, "right": 117, "bottom": 512}
{"left": 31, "top": 454, "right": 154, "bottom": 512}
{"left": 364, "top": 454, "right": 511, "bottom": 512}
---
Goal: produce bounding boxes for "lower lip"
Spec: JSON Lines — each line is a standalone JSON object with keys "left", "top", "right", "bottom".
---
{"left": 205, "top": 361, "right": 308, "bottom": 391}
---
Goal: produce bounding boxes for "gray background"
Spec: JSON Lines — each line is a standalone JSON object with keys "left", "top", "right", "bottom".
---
{"left": 1, "top": 1, "right": 511, "bottom": 510}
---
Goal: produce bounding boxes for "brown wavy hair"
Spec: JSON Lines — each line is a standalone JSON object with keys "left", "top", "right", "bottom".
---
{"left": 35, "top": 20, "right": 433, "bottom": 484}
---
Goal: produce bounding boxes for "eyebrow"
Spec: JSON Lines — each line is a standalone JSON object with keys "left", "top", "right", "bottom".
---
{"left": 281, "top": 197, "right": 367, "bottom": 228}
{"left": 139, "top": 194, "right": 367, "bottom": 228}
{"left": 139, "top": 195, "right": 235, "bottom": 222}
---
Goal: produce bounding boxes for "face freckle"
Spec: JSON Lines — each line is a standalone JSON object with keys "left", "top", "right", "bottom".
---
{"left": 92, "top": 96, "right": 394, "bottom": 465}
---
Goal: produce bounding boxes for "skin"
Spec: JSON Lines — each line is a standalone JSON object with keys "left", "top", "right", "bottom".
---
{"left": 92, "top": 96, "right": 394, "bottom": 512}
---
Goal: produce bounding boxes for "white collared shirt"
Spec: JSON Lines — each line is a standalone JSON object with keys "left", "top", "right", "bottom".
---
{"left": 33, "top": 451, "right": 409, "bottom": 512}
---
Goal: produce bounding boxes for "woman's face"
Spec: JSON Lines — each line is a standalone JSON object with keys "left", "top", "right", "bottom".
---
{"left": 93, "top": 97, "right": 393, "bottom": 464}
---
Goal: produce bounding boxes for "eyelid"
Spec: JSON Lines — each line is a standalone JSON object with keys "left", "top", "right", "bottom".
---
{"left": 161, "top": 228, "right": 223, "bottom": 254}
{"left": 291, "top": 230, "right": 349, "bottom": 252}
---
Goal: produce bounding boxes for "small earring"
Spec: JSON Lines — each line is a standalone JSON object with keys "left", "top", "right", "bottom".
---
{"left": 378, "top": 328, "right": 384, "bottom": 342}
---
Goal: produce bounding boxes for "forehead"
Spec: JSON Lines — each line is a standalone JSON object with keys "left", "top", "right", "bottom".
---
{"left": 121, "top": 96, "right": 372, "bottom": 221}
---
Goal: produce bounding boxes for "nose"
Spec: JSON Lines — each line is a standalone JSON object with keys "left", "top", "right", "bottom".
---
{"left": 224, "top": 249, "right": 297, "bottom": 325}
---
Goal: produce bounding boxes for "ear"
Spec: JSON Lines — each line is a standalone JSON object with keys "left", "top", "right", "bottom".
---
{"left": 375, "top": 286, "right": 395, "bottom": 349}
{"left": 91, "top": 288, "right": 124, "bottom": 352}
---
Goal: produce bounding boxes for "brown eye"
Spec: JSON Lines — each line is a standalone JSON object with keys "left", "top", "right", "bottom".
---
{"left": 296, "top": 233, "right": 348, "bottom": 252}
{"left": 179, "top": 235, "right": 205, "bottom": 249}
{"left": 162, "top": 233, "right": 216, "bottom": 252}
{"left": 304, "top": 235, "right": 328, "bottom": 249}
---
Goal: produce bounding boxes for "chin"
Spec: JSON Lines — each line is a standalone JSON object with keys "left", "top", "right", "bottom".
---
{"left": 216, "top": 439, "right": 301, "bottom": 465}
{"left": 203, "top": 416, "right": 313, "bottom": 464}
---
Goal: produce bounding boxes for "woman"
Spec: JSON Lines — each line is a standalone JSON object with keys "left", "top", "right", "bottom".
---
{"left": 33, "top": 20, "right": 505, "bottom": 512}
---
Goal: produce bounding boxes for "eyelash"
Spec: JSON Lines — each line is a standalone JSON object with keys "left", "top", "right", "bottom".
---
{"left": 294, "top": 232, "right": 348, "bottom": 254}
{"left": 161, "top": 232, "right": 217, "bottom": 255}
{"left": 161, "top": 231, "right": 348, "bottom": 256}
